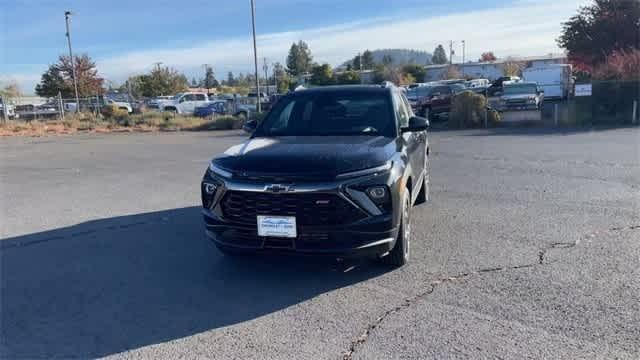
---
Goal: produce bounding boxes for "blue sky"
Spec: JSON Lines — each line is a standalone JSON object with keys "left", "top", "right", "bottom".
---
{"left": 2, "top": 0, "right": 587, "bottom": 94}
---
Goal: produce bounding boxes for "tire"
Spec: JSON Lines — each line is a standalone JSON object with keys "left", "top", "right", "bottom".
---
{"left": 415, "top": 155, "right": 430, "bottom": 205}
{"left": 380, "top": 190, "right": 411, "bottom": 267}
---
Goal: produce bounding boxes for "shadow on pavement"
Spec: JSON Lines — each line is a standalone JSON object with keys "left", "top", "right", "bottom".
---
{"left": 1, "top": 206, "right": 385, "bottom": 358}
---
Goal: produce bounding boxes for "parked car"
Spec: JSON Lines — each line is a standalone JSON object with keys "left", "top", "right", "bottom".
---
{"left": 0, "top": 97, "right": 16, "bottom": 119}
{"left": 147, "top": 96, "right": 173, "bottom": 109}
{"left": 498, "top": 82, "right": 544, "bottom": 111}
{"left": 466, "top": 79, "right": 490, "bottom": 88}
{"left": 201, "top": 83, "right": 430, "bottom": 266}
{"left": 160, "top": 92, "right": 210, "bottom": 115}
{"left": 415, "top": 84, "right": 457, "bottom": 120}
{"left": 105, "top": 98, "right": 133, "bottom": 114}
{"left": 522, "top": 64, "right": 573, "bottom": 100}
{"left": 194, "top": 100, "right": 227, "bottom": 118}
{"left": 487, "top": 76, "right": 521, "bottom": 97}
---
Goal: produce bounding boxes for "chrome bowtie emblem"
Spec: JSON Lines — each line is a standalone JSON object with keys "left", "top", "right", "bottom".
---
{"left": 264, "top": 184, "right": 292, "bottom": 193}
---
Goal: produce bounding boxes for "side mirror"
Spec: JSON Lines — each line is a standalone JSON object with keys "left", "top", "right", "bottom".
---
{"left": 243, "top": 119, "right": 258, "bottom": 133}
{"left": 402, "top": 116, "right": 429, "bottom": 133}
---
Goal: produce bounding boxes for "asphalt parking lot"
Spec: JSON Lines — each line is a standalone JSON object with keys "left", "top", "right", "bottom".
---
{"left": 1, "top": 128, "right": 639, "bottom": 359}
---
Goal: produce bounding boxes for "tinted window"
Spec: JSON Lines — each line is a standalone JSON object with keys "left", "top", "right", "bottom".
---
{"left": 195, "top": 94, "right": 207, "bottom": 101}
{"left": 256, "top": 91, "right": 394, "bottom": 137}
{"left": 393, "top": 92, "right": 410, "bottom": 127}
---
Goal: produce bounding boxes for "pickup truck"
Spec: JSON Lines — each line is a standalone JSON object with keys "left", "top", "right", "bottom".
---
{"left": 160, "top": 92, "right": 210, "bottom": 115}
{"left": 498, "top": 82, "right": 544, "bottom": 111}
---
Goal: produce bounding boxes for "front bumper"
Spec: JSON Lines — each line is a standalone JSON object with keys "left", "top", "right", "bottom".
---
{"left": 200, "top": 165, "right": 402, "bottom": 258}
{"left": 203, "top": 209, "right": 397, "bottom": 257}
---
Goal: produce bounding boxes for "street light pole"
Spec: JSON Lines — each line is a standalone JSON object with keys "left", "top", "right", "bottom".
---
{"left": 250, "top": 0, "right": 261, "bottom": 113}
{"left": 65, "top": 11, "right": 80, "bottom": 112}
{"left": 461, "top": 40, "right": 466, "bottom": 77}
{"left": 263, "top": 58, "right": 269, "bottom": 95}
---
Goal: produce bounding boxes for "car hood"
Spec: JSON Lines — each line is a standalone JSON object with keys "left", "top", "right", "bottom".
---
{"left": 213, "top": 136, "right": 397, "bottom": 178}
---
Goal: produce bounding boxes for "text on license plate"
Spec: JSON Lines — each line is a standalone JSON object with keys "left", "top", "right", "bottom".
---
{"left": 257, "top": 216, "right": 297, "bottom": 238}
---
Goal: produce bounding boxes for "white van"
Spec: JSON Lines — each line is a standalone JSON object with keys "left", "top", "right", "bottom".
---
{"left": 522, "top": 64, "right": 573, "bottom": 99}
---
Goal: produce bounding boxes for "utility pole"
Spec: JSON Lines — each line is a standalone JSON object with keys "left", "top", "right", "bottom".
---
{"left": 250, "top": 0, "right": 261, "bottom": 113}
{"left": 461, "top": 40, "right": 466, "bottom": 77}
{"left": 65, "top": 11, "right": 80, "bottom": 112}
{"left": 449, "top": 40, "right": 454, "bottom": 65}
{"left": 262, "top": 58, "right": 269, "bottom": 95}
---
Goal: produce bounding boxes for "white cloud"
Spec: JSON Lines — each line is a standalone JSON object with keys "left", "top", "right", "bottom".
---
{"left": 3, "top": 0, "right": 588, "bottom": 94}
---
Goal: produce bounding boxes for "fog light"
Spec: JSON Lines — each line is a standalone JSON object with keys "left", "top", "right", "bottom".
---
{"left": 203, "top": 183, "right": 217, "bottom": 195}
{"left": 367, "top": 186, "right": 387, "bottom": 199}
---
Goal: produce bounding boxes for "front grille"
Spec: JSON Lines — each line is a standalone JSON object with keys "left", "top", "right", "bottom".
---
{"left": 220, "top": 191, "right": 366, "bottom": 226}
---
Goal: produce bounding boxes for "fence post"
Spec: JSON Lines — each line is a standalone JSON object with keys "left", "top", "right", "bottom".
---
{"left": 58, "top": 92, "right": 65, "bottom": 120}
{"left": 554, "top": 103, "right": 559, "bottom": 126}
{"left": 633, "top": 100, "right": 638, "bottom": 125}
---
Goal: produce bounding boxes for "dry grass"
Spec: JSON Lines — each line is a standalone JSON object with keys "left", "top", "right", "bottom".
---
{"left": 0, "top": 112, "right": 243, "bottom": 137}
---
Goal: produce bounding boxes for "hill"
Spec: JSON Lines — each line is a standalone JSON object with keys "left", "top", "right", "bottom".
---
{"left": 339, "top": 49, "right": 432, "bottom": 69}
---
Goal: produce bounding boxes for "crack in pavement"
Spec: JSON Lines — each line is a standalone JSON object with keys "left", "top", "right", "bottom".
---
{"left": 341, "top": 224, "right": 638, "bottom": 360}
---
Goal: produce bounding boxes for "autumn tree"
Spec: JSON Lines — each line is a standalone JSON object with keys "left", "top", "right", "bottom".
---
{"left": 402, "top": 64, "right": 426, "bottom": 82}
{"left": 479, "top": 52, "right": 497, "bottom": 62}
{"left": 501, "top": 60, "right": 523, "bottom": 77}
{"left": 35, "top": 53, "right": 104, "bottom": 97}
{"left": 440, "top": 66, "right": 461, "bottom": 80}
{"left": 558, "top": 0, "right": 640, "bottom": 73}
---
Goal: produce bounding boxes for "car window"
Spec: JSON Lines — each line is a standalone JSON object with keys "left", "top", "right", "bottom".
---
{"left": 256, "top": 91, "right": 394, "bottom": 137}
{"left": 400, "top": 93, "right": 414, "bottom": 117}
{"left": 432, "top": 86, "right": 451, "bottom": 95}
{"left": 195, "top": 94, "right": 207, "bottom": 101}
{"left": 393, "top": 92, "right": 410, "bottom": 128}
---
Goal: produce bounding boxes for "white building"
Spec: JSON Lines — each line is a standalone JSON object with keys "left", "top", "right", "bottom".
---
{"left": 423, "top": 54, "right": 567, "bottom": 82}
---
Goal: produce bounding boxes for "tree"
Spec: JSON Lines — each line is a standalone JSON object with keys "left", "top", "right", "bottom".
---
{"left": 226, "top": 71, "right": 235, "bottom": 86}
{"left": 558, "top": 0, "right": 640, "bottom": 73}
{"left": 272, "top": 62, "right": 291, "bottom": 93}
{"left": 57, "top": 54, "right": 105, "bottom": 97}
{"left": 191, "top": 77, "right": 199, "bottom": 87}
{"left": 402, "top": 64, "right": 426, "bottom": 82}
{"left": 432, "top": 45, "right": 448, "bottom": 64}
{"left": 310, "top": 63, "right": 334, "bottom": 85}
{"left": 361, "top": 50, "right": 375, "bottom": 69}
{"left": 336, "top": 70, "right": 361, "bottom": 85}
{"left": 35, "top": 65, "right": 69, "bottom": 97}
{"left": 351, "top": 54, "right": 361, "bottom": 70}
{"left": 479, "top": 52, "right": 497, "bottom": 62}
{"left": 400, "top": 73, "right": 416, "bottom": 86}
{"left": 1, "top": 81, "right": 22, "bottom": 100}
{"left": 502, "top": 60, "right": 523, "bottom": 77}
{"left": 203, "top": 65, "right": 218, "bottom": 88}
{"left": 286, "top": 40, "right": 313, "bottom": 76}
{"left": 35, "top": 53, "right": 104, "bottom": 97}
{"left": 382, "top": 54, "right": 393, "bottom": 66}
{"left": 593, "top": 48, "right": 640, "bottom": 80}
{"left": 138, "top": 65, "right": 188, "bottom": 97}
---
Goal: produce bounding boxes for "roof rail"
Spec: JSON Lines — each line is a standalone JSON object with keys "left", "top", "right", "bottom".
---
{"left": 380, "top": 81, "right": 395, "bottom": 88}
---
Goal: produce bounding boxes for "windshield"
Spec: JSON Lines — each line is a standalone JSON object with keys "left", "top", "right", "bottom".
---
{"left": 503, "top": 84, "right": 537, "bottom": 95}
{"left": 406, "top": 86, "right": 433, "bottom": 98}
{"left": 255, "top": 90, "right": 394, "bottom": 137}
{"left": 172, "top": 93, "right": 183, "bottom": 100}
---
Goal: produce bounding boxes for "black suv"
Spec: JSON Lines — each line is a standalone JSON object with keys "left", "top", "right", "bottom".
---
{"left": 201, "top": 84, "right": 430, "bottom": 266}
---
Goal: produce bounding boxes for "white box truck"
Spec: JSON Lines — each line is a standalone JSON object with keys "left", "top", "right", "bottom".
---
{"left": 522, "top": 64, "right": 573, "bottom": 100}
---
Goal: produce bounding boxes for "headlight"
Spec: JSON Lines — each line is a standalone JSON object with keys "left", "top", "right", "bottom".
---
{"left": 208, "top": 162, "right": 232, "bottom": 178}
{"left": 336, "top": 161, "right": 392, "bottom": 179}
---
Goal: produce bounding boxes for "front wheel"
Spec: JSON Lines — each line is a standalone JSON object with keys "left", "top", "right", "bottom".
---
{"left": 380, "top": 190, "right": 411, "bottom": 267}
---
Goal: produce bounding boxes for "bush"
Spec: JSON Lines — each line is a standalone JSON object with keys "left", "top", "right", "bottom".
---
{"left": 101, "top": 104, "right": 129, "bottom": 123}
{"left": 449, "top": 91, "right": 493, "bottom": 128}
